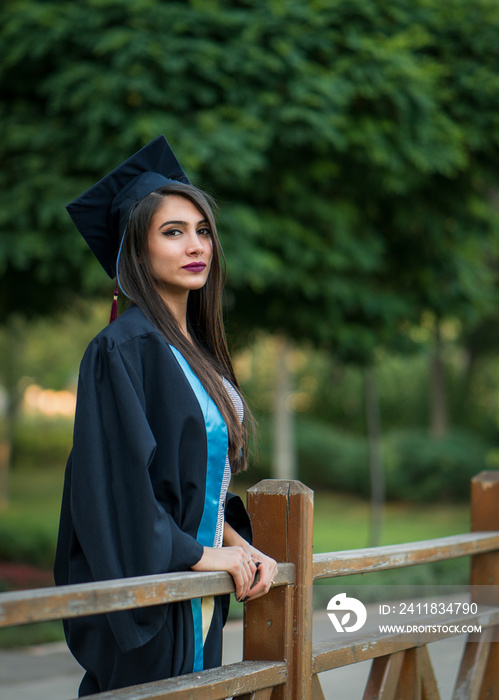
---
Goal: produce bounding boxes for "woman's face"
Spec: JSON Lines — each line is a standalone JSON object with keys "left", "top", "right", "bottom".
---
{"left": 147, "top": 195, "right": 213, "bottom": 302}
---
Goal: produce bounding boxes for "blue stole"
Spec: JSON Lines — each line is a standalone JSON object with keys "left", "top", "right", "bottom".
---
{"left": 169, "top": 346, "right": 228, "bottom": 672}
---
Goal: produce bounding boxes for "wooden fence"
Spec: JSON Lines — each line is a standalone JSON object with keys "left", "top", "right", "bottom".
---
{"left": 1, "top": 470, "right": 499, "bottom": 699}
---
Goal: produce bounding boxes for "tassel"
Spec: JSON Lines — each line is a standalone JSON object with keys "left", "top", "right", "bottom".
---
{"left": 109, "top": 282, "right": 119, "bottom": 323}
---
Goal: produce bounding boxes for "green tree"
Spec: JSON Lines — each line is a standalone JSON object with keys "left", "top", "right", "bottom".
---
{"left": 3, "top": 0, "right": 499, "bottom": 350}
{"left": 2, "top": 0, "right": 499, "bottom": 513}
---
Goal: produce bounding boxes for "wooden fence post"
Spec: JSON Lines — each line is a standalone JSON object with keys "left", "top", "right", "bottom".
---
{"left": 471, "top": 470, "right": 499, "bottom": 591}
{"left": 462, "top": 471, "right": 499, "bottom": 698}
{"left": 243, "top": 480, "right": 314, "bottom": 700}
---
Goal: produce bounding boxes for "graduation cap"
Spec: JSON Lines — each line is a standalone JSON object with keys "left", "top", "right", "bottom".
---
{"left": 66, "top": 136, "right": 190, "bottom": 278}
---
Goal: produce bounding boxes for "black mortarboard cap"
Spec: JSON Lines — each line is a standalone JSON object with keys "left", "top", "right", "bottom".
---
{"left": 66, "top": 136, "right": 190, "bottom": 277}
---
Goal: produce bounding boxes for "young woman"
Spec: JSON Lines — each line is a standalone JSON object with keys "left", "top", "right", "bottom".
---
{"left": 54, "top": 137, "right": 277, "bottom": 696}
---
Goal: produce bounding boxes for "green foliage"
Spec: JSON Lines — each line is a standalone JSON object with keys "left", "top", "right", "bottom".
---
{"left": 384, "top": 429, "right": 490, "bottom": 501}
{"left": 254, "top": 418, "right": 491, "bottom": 502}
{"left": 0, "top": 303, "right": 108, "bottom": 469}
{"left": 0, "top": 621, "right": 64, "bottom": 649}
{"left": 238, "top": 327, "right": 499, "bottom": 451}
{"left": 1, "top": 0, "right": 499, "bottom": 361}
{"left": 0, "top": 301, "right": 109, "bottom": 395}
{"left": 12, "top": 416, "right": 73, "bottom": 468}
{"left": 296, "top": 420, "right": 370, "bottom": 495}
{"left": 0, "top": 516, "right": 56, "bottom": 568}
{"left": 0, "top": 466, "right": 63, "bottom": 568}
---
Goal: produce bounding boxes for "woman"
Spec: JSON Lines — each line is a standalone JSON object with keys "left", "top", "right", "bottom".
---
{"left": 54, "top": 136, "right": 277, "bottom": 695}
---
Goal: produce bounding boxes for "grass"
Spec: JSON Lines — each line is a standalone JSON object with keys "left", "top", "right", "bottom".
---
{"left": 0, "top": 466, "right": 66, "bottom": 648}
{"left": 0, "top": 466, "right": 64, "bottom": 568}
{"left": 6, "top": 464, "right": 65, "bottom": 513}
{"left": 313, "top": 489, "right": 470, "bottom": 552}
{"left": 310, "top": 489, "right": 471, "bottom": 599}
{"left": 0, "top": 621, "right": 65, "bottom": 649}
{"left": 0, "top": 471, "right": 472, "bottom": 646}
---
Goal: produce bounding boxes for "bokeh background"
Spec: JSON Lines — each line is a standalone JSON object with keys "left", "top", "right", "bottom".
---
{"left": 1, "top": 0, "right": 499, "bottom": 645}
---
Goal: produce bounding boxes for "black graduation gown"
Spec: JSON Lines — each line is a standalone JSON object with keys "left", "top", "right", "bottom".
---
{"left": 54, "top": 305, "right": 251, "bottom": 695}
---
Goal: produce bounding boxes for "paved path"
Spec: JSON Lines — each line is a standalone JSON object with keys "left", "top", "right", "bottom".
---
{"left": 0, "top": 614, "right": 466, "bottom": 699}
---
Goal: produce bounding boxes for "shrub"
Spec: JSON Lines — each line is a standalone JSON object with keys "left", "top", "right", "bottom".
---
{"left": 0, "top": 519, "right": 56, "bottom": 569}
{"left": 0, "top": 562, "right": 53, "bottom": 591}
{"left": 384, "top": 429, "right": 492, "bottom": 501}
{"left": 296, "top": 420, "right": 370, "bottom": 496}
{"left": 291, "top": 419, "right": 493, "bottom": 502}
{"left": 12, "top": 415, "right": 72, "bottom": 468}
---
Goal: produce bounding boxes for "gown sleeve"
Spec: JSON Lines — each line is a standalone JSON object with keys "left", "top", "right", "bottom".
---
{"left": 68, "top": 335, "right": 203, "bottom": 652}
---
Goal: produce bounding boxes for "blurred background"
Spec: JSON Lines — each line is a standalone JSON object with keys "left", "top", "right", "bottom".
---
{"left": 1, "top": 0, "right": 499, "bottom": 646}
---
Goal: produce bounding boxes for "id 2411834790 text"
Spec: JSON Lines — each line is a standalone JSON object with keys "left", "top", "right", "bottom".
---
{"left": 380, "top": 601, "right": 478, "bottom": 616}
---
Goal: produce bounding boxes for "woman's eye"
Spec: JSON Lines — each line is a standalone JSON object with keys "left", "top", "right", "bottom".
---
{"left": 162, "top": 228, "right": 182, "bottom": 236}
{"left": 198, "top": 228, "right": 211, "bottom": 237}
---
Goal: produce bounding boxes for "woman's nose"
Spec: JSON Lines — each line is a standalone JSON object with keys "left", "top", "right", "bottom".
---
{"left": 186, "top": 231, "right": 205, "bottom": 255}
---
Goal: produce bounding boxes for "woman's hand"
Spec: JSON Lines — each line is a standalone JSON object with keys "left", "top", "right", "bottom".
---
{"left": 191, "top": 522, "right": 278, "bottom": 602}
{"left": 243, "top": 546, "right": 278, "bottom": 601}
{"left": 223, "top": 521, "right": 278, "bottom": 601}
{"left": 191, "top": 545, "right": 258, "bottom": 601}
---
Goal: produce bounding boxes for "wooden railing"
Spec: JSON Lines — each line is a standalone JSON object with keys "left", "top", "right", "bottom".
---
{"left": 1, "top": 470, "right": 498, "bottom": 698}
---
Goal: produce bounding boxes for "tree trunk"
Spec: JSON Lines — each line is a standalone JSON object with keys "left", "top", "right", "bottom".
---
{"left": 364, "top": 365, "right": 384, "bottom": 547}
{"left": 0, "top": 393, "right": 22, "bottom": 508}
{"left": 429, "top": 321, "right": 448, "bottom": 439}
{"left": 0, "top": 440, "right": 10, "bottom": 509}
{"left": 272, "top": 335, "right": 297, "bottom": 480}
{"left": 0, "top": 318, "right": 27, "bottom": 506}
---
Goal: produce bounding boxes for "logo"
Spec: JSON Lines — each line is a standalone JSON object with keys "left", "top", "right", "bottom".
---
{"left": 327, "top": 593, "right": 367, "bottom": 632}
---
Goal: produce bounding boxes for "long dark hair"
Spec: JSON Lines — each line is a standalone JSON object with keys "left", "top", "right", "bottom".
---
{"left": 117, "top": 181, "right": 250, "bottom": 473}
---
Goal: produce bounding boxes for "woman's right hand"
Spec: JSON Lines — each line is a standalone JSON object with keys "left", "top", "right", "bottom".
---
{"left": 191, "top": 546, "right": 258, "bottom": 601}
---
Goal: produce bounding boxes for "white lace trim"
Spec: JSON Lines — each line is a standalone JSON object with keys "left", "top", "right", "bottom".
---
{"left": 213, "top": 379, "right": 243, "bottom": 547}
